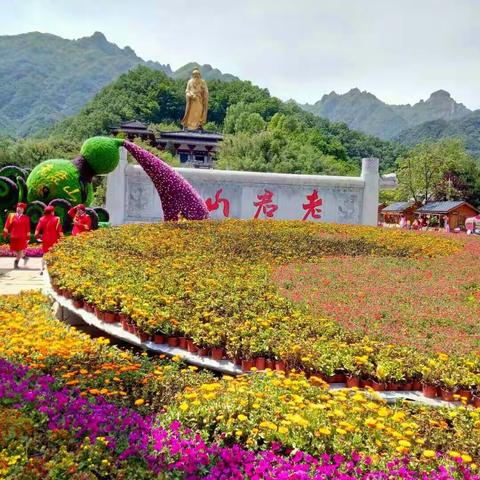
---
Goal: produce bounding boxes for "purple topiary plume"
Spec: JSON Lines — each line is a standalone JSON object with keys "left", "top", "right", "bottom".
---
{"left": 123, "top": 140, "right": 209, "bottom": 221}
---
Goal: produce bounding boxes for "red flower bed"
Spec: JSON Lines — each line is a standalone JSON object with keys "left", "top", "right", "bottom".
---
{"left": 274, "top": 238, "right": 480, "bottom": 354}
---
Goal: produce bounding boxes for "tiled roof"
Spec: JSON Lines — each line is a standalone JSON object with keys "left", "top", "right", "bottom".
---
{"left": 120, "top": 120, "right": 149, "bottom": 129}
{"left": 382, "top": 201, "right": 416, "bottom": 212}
{"left": 416, "top": 201, "right": 476, "bottom": 214}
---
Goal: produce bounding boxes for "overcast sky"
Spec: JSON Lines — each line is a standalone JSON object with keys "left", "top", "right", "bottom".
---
{"left": 1, "top": 0, "right": 479, "bottom": 109}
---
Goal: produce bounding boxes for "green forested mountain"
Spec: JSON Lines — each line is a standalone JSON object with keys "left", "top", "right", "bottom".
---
{"left": 0, "top": 31, "right": 171, "bottom": 136}
{"left": 171, "top": 62, "right": 238, "bottom": 82}
{"left": 302, "top": 89, "right": 471, "bottom": 140}
{"left": 0, "top": 32, "right": 235, "bottom": 137}
{"left": 395, "top": 110, "right": 480, "bottom": 158}
{"left": 45, "top": 66, "right": 404, "bottom": 174}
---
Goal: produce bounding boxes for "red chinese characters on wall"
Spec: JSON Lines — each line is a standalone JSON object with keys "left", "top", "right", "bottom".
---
{"left": 253, "top": 189, "right": 278, "bottom": 219}
{"left": 302, "top": 189, "right": 323, "bottom": 220}
{"left": 205, "top": 189, "right": 230, "bottom": 217}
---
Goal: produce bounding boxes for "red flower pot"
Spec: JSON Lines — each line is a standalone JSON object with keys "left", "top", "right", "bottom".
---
{"left": 233, "top": 357, "right": 242, "bottom": 366}
{"left": 242, "top": 359, "right": 254, "bottom": 372}
{"left": 118, "top": 313, "right": 129, "bottom": 323}
{"left": 187, "top": 340, "right": 198, "bottom": 353}
{"left": 360, "top": 378, "right": 373, "bottom": 388}
{"left": 167, "top": 337, "right": 178, "bottom": 347}
{"left": 346, "top": 376, "right": 360, "bottom": 388}
{"left": 138, "top": 331, "right": 150, "bottom": 343}
{"left": 121, "top": 320, "right": 129, "bottom": 331}
{"left": 94, "top": 308, "right": 105, "bottom": 321}
{"left": 387, "top": 382, "right": 400, "bottom": 391}
{"left": 197, "top": 347, "right": 209, "bottom": 357}
{"left": 255, "top": 357, "right": 266, "bottom": 370}
{"left": 326, "top": 373, "right": 346, "bottom": 384}
{"left": 154, "top": 334, "right": 166, "bottom": 345}
{"left": 371, "top": 380, "right": 385, "bottom": 392}
{"left": 72, "top": 299, "right": 83, "bottom": 309}
{"left": 178, "top": 337, "right": 188, "bottom": 349}
{"left": 440, "top": 388, "right": 455, "bottom": 402}
{"left": 458, "top": 389, "right": 472, "bottom": 403}
{"left": 422, "top": 384, "right": 438, "bottom": 399}
{"left": 402, "top": 382, "right": 413, "bottom": 391}
{"left": 412, "top": 380, "right": 422, "bottom": 391}
{"left": 103, "top": 311, "right": 116, "bottom": 323}
{"left": 275, "top": 360, "right": 286, "bottom": 371}
{"left": 265, "top": 359, "right": 275, "bottom": 370}
{"left": 211, "top": 347, "right": 224, "bottom": 361}
{"left": 473, "top": 395, "right": 480, "bottom": 408}
{"left": 63, "top": 290, "right": 72, "bottom": 299}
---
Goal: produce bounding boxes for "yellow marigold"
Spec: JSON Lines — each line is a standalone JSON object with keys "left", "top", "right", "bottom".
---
{"left": 423, "top": 450, "right": 436, "bottom": 458}
{"left": 237, "top": 414, "right": 248, "bottom": 421}
{"left": 462, "top": 454, "right": 473, "bottom": 463}
{"left": 364, "top": 417, "right": 377, "bottom": 428}
{"left": 134, "top": 399, "right": 145, "bottom": 406}
{"left": 179, "top": 402, "right": 189, "bottom": 412}
{"left": 399, "top": 440, "right": 411, "bottom": 448}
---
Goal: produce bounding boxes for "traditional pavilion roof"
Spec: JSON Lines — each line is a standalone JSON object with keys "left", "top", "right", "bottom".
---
{"left": 157, "top": 131, "right": 224, "bottom": 142}
{"left": 382, "top": 201, "right": 416, "bottom": 213}
{"left": 416, "top": 201, "right": 479, "bottom": 215}
{"left": 119, "top": 120, "right": 149, "bottom": 130}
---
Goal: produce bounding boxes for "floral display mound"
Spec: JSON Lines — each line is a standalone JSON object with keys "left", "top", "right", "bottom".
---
{"left": 1, "top": 293, "right": 480, "bottom": 478}
{"left": 47, "top": 221, "right": 480, "bottom": 399}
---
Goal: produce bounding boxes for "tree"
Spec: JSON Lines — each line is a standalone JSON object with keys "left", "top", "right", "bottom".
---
{"left": 396, "top": 138, "right": 480, "bottom": 206}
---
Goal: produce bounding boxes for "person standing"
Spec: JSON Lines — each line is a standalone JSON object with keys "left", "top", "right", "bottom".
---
{"left": 35, "top": 205, "right": 63, "bottom": 273}
{"left": 68, "top": 204, "right": 91, "bottom": 236}
{"left": 443, "top": 215, "right": 450, "bottom": 233}
{"left": 2, "top": 202, "right": 31, "bottom": 269}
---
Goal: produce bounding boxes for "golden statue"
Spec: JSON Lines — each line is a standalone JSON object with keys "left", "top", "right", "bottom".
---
{"left": 181, "top": 68, "right": 209, "bottom": 131}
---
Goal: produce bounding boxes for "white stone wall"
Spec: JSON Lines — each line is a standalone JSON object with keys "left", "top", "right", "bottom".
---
{"left": 106, "top": 149, "right": 385, "bottom": 226}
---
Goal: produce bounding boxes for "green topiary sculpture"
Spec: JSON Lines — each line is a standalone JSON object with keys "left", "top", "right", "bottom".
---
{"left": 26, "top": 136, "right": 123, "bottom": 206}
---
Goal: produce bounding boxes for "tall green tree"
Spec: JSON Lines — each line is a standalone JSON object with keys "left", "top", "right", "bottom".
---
{"left": 396, "top": 138, "right": 480, "bottom": 206}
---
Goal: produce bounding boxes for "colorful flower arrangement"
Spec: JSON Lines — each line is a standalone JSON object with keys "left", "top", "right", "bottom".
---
{"left": 46, "top": 221, "right": 480, "bottom": 398}
{"left": 0, "top": 244, "right": 43, "bottom": 257}
{"left": 2, "top": 359, "right": 478, "bottom": 479}
{"left": 1, "top": 293, "right": 480, "bottom": 477}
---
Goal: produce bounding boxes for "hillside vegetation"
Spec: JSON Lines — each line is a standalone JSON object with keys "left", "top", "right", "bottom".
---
{"left": 47, "top": 66, "right": 404, "bottom": 175}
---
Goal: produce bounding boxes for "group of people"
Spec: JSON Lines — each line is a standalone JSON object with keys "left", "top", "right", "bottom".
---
{"left": 2, "top": 203, "right": 92, "bottom": 272}
{"left": 398, "top": 214, "right": 450, "bottom": 232}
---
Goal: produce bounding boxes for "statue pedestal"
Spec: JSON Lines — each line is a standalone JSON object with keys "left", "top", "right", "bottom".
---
{"left": 156, "top": 130, "right": 223, "bottom": 169}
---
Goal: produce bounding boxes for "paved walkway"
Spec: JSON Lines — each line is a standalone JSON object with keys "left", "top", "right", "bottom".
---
{"left": 0, "top": 257, "right": 43, "bottom": 294}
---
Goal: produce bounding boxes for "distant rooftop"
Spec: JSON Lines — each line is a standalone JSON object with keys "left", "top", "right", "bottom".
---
{"left": 119, "top": 120, "right": 149, "bottom": 130}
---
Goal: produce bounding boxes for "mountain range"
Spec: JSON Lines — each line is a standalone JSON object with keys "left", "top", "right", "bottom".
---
{"left": 302, "top": 88, "right": 472, "bottom": 140}
{"left": 1, "top": 31, "right": 478, "bottom": 157}
{"left": 0, "top": 32, "right": 236, "bottom": 137}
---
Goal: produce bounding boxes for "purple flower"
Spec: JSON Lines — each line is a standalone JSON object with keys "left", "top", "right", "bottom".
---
{"left": 123, "top": 141, "right": 209, "bottom": 221}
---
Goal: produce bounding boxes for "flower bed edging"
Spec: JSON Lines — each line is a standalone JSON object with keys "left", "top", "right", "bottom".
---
{"left": 44, "top": 270, "right": 243, "bottom": 376}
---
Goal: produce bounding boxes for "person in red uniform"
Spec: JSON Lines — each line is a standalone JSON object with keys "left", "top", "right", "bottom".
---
{"left": 68, "top": 204, "right": 92, "bottom": 236}
{"left": 2, "top": 202, "right": 31, "bottom": 269}
{"left": 35, "top": 205, "right": 63, "bottom": 274}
